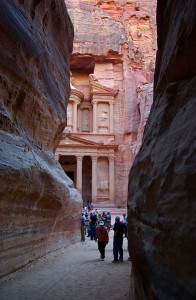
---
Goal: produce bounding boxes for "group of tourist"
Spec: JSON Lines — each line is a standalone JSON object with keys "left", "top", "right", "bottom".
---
{"left": 81, "top": 209, "right": 128, "bottom": 262}
{"left": 81, "top": 209, "right": 112, "bottom": 241}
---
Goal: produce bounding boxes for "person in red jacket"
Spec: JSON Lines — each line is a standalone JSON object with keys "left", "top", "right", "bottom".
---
{"left": 95, "top": 220, "right": 109, "bottom": 261}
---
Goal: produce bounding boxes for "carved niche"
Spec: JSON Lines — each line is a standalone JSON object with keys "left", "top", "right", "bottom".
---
{"left": 79, "top": 100, "right": 92, "bottom": 133}
{"left": 98, "top": 105, "right": 109, "bottom": 133}
{"left": 97, "top": 157, "right": 109, "bottom": 199}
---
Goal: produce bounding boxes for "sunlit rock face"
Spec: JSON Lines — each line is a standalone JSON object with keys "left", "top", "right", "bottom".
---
{"left": 0, "top": 0, "right": 82, "bottom": 277}
{"left": 128, "top": 0, "right": 196, "bottom": 299}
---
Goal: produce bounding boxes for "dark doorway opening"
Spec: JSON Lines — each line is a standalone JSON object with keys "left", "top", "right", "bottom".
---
{"left": 82, "top": 156, "right": 92, "bottom": 204}
{"left": 66, "top": 171, "right": 74, "bottom": 182}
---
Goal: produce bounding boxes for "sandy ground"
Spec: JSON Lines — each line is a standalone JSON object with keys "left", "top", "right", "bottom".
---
{"left": 0, "top": 230, "right": 132, "bottom": 300}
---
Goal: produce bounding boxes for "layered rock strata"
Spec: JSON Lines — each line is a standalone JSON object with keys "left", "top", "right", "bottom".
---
{"left": 0, "top": 0, "right": 82, "bottom": 277}
{"left": 128, "top": 0, "right": 196, "bottom": 299}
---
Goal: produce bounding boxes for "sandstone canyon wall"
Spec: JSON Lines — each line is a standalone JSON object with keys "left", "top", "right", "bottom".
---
{"left": 0, "top": 0, "right": 82, "bottom": 277}
{"left": 64, "top": 0, "right": 157, "bottom": 207}
{"left": 128, "top": 0, "right": 196, "bottom": 299}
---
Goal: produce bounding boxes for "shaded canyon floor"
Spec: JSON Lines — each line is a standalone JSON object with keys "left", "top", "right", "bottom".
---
{"left": 0, "top": 230, "right": 131, "bottom": 300}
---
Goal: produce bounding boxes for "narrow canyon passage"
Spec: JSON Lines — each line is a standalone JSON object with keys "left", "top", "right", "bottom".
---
{"left": 0, "top": 230, "right": 131, "bottom": 300}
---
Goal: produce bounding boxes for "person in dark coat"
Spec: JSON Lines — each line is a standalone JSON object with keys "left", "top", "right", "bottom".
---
{"left": 81, "top": 213, "right": 85, "bottom": 242}
{"left": 90, "top": 212, "right": 97, "bottom": 240}
{"left": 112, "top": 216, "right": 125, "bottom": 262}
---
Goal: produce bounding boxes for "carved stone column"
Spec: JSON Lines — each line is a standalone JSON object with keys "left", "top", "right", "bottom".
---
{"left": 109, "top": 156, "right": 115, "bottom": 203}
{"left": 109, "top": 102, "right": 114, "bottom": 133}
{"left": 91, "top": 156, "right": 98, "bottom": 202}
{"left": 73, "top": 102, "right": 78, "bottom": 132}
{"left": 76, "top": 156, "right": 83, "bottom": 195}
{"left": 92, "top": 101, "right": 97, "bottom": 133}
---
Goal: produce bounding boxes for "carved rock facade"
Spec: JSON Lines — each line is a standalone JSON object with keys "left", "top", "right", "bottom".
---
{"left": 0, "top": 0, "right": 82, "bottom": 277}
{"left": 128, "top": 0, "right": 196, "bottom": 299}
{"left": 56, "top": 0, "right": 157, "bottom": 207}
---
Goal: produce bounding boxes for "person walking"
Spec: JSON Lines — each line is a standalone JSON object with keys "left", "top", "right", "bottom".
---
{"left": 95, "top": 220, "right": 109, "bottom": 261}
{"left": 112, "top": 216, "right": 125, "bottom": 262}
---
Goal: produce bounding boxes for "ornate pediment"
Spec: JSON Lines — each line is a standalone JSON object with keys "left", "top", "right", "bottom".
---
{"left": 60, "top": 134, "right": 102, "bottom": 147}
{"left": 89, "top": 74, "right": 118, "bottom": 96}
{"left": 59, "top": 133, "right": 118, "bottom": 149}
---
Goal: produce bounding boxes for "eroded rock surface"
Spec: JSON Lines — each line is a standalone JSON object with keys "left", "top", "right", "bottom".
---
{"left": 0, "top": 0, "right": 82, "bottom": 277}
{"left": 128, "top": 0, "right": 196, "bottom": 299}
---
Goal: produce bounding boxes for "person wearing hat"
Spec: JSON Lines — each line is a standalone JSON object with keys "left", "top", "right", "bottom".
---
{"left": 112, "top": 216, "right": 125, "bottom": 262}
{"left": 95, "top": 220, "right": 109, "bottom": 261}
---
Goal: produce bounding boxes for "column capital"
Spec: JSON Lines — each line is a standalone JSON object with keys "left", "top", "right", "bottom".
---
{"left": 73, "top": 100, "right": 80, "bottom": 106}
{"left": 92, "top": 100, "right": 98, "bottom": 105}
{"left": 108, "top": 156, "right": 115, "bottom": 162}
{"left": 76, "top": 155, "right": 83, "bottom": 161}
{"left": 91, "top": 156, "right": 98, "bottom": 162}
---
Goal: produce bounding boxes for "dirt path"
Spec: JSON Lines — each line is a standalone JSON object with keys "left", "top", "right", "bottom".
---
{"left": 0, "top": 231, "right": 132, "bottom": 300}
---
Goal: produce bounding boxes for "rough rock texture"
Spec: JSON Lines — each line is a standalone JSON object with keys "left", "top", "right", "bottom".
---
{"left": 65, "top": 0, "right": 156, "bottom": 207}
{"left": 130, "top": 83, "right": 153, "bottom": 157}
{"left": 128, "top": 0, "right": 196, "bottom": 299}
{"left": 0, "top": 0, "right": 82, "bottom": 277}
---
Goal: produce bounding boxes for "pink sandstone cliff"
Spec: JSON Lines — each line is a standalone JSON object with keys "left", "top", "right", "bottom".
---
{"left": 65, "top": 0, "right": 157, "bottom": 207}
{"left": 0, "top": 0, "right": 82, "bottom": 277}
{"left": 128, "top": 0, "right": 196, "bottom": 299}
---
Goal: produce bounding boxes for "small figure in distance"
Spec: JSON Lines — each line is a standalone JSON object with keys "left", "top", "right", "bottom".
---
{"left": 84, "top": 211, "right": 89, "bottom": 236}
{"left": 95, "top": 220, "right": 109, "bottom": 261}
{"left": 112, "top": 216, "right": 125, "bottom": 262}
{"left": 101, "top": 211, "right": 106, "bottom": 222}
{"left": 105, "top": 210, "right": 111, "bottom": 232}
{"left": 122, "top": 213, "right": 128, "bottom": 238}
{"left": 90, "top": 211, "right": 97, "bottom": 240}
{"left": 81, "top": 213, "right": 85, "bottom": 242}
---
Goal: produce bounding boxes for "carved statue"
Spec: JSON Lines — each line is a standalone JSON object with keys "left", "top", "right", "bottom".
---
{"left": 99, "top": 111, "right": 108, "bottom": 123}
{"left": 67, "top": 111, "right": 72, "bottom": 125}
{"left": 100, "top": 180, "right": 109, "bottom": 190}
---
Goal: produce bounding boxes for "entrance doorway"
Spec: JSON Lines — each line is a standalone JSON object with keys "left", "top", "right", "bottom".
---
{"left": 59, "top": 156, "right": 76, "bottom": 187}
{"left": 82, "top": 156, "right": 92, "bottom": 205}
{"left": 65, "top": 171, "right": 75, "bottom": 182}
